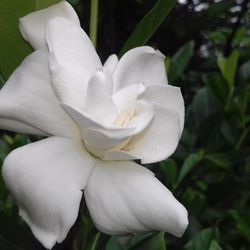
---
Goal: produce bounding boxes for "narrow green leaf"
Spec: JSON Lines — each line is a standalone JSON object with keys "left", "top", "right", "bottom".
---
{"left": 230, "top": 210, "right": 250, "bottom": 241}
{"left": 160, "top": 159, "right": 177, "bottom": 189}
{"left": 168, "top": 40, "right": 195, "bottom": 82}
{"left": 119, "top": 0, "right": 176, "bottom": 56}
{"left": 130, "top": 232, "right": 166, "bottom": 250}
{"left": 202, "top": 73, "right": 229, "bottom": 105}
{"left": 204, "top": 153, "right": 231, "bottom": 169}
{"left": 209, "top": 240, "right": 223, "bottom": 250}
{"left": 177, "top": 152, "right": 203, "bottom": 186}
{"left": 185, "top": 228, "right": 220, "bottom": 250}
{"left": 217, "top": 50, "right": 239, "bottom": 89}
{"left": 0, "top": 0, "right": 60, "bottom": 79}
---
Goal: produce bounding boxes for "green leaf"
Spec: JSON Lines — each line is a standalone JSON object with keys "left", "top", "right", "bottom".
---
{"left": 204, "top": 153, "right": 231, "bottom": 169}
{"left": 119, "top": 0, "right": 176, "bottom": 56}
{"left": 217, "top": 50, "right": 239, "bottom": 89}
{"left": 209, "top": 240, "right": 223, "bottom": 250}
{"left": 177, "top": 152, "right": 203, "bottom": 186}
{"left": 230, "top": 210, "right": 250, "bottom": 241}
{"left": 202, "top": 73, "right": 229, "bottom": 106}
{"left": 0, "top": 0, "right": 60, "bottom": 79}
{"left": 130, "top": 232, "right": 166, "bottom": 250}
{"left": 185, "top": 228, "right": 220, "bottom": 250}
{"left": 160, "top": 159, "right": 177, "bottom": 190}
{"left": 168, "top": 41, "right": 195, "bottom": 83}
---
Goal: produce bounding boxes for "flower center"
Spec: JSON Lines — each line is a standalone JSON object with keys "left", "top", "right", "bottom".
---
{"left": 114, "top": 111, "right": 133, "bottom": 127}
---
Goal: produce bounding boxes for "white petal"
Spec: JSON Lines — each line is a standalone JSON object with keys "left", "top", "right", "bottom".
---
{"left": 19, "top": 1, "right": 80, "bottom": 50}
{"left": 142, "top": 85, "right": 185, "bottom": 133}
{"left": 112, "top": 84, "right": 146, "bottom": 114}
{"left": 0, "top": 50, "right": 79, "bottom": 137}
{"left": 46, "top": 17, "right": 101, "bottom": 108}
{"left": 85, "top": 160, "right": 188, "bottom": 237}
{"left": 104, "top": 101, "right": 154, "bottom": 161}
{"left": 113, "top": 46, "right": 168, "bottom": 92}
{"left": 104, "top": 54, "right": 118, "bottom": 74}
{"left": 122, "top": 104, "right": 181, "bottom": 164}
{"left": 0, "top": 118, "right": 46, "bottom": 135}
{"left": 2, "top": 137, "right": 94, "bottom": 249}
{"left": 84, "top": 71, "right": 118, "bottom": 124}
{"left": 62, "top": 103, "right": 134, "bottom": 158}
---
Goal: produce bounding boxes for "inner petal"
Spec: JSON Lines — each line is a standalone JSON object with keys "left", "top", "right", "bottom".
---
{"left": 114, "top": 111, "right": 133, "bottom": 127}
{"left": 111, "top": 83, "right": 146, "bottom": 117}
{"left": 84, "top": 70, "right": 117, "bottom": 125}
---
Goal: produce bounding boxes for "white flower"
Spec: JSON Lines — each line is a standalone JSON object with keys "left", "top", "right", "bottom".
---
{"left": 0, "top": 1, "right": 188, "bottom": 249}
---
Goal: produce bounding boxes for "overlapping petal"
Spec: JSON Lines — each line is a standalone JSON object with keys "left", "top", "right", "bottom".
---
{"left": 85, "top": 160, "right": 188, "bottom": 237}
{"left": 143, "top": 85, "right": 185, "bottom": 133}
{"left": 106, "top": 104, "right": 181, "bottom": 163}
{"left": 113, "top": 46, "right": 168, "bottom": 92}
{"left": 19, "top": 1, "right": 80, "bottom": 50}
{"left": 46, "top": 17, "right": 101, "bottom": 108}
{"left": 0, "top": 49, "right": 79, "bottom": 137}
{"left": 104, "top": 54, "right": 118, "bottom": 74}
{"left": 2, "top": 137, "right": 94, "bottom": 249}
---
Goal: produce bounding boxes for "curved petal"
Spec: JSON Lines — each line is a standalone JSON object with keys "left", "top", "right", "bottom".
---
{"left": 111, "top": 84, "right": 145, "bottom": 114}
{"left": 62, "top": 101, "right": 154, "bottom": 159}
{"left": 46, "top": 17, "right": 101, "bottom": 108}
{"left": 84, "top": 71, "right": 118, "bottom": 124}
{"left": 104, "top": 54, "right": 118, "bottom": 74}
{"left": 19, "top": 1, "right": 80, "bottom": 50}
{"left": 85, "top": 160, "right": 188, "bottom": 237}
{"left": 0, "top": 118, "right": 46, "bottom": 135}
{"left": 62, "top": 103, "right": 134, "bottom": 158}
{"left": 2, "top": 137, "right": 95, "bottom": 249}
{"left": 113, "top": 46, "right": 168, "bottom": 92}
{"left": 142, "top": 85, "right": 185, "bottom": 133}
{"left": 0, "top": 50, "right": 79, "bottom": 137}
{"left": 114, "top": 104, "right": 181, "bottom": 164}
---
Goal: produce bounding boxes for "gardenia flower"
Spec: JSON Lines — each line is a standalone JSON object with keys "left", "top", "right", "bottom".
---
{"left": 0, "top": 1, "right": 188, "bottom": 249}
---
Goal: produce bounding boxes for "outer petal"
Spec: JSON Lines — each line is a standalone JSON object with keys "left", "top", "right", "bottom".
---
{"left": 85, "top": 160, "right": 188, "bottom": 237}
{"left": 104, "top": 54, "right": 118, "bottom": 74}
{"left": 2, "top": 137, "right": 95, "bottom": 249}
{"left": 0, "top": 50, "right": 79, "bottom": 137}
{"left": 46, "top": 17, "right": 101, "bottom": 108}
{"left": 107, "top": 104, "right": 181, "bottom": 163}
{"left": 142, "top": 85, "right": 185, "bottom": 133}
{"left": 113, "top": 46, "right": 168, "bottom": 92}
{"left": 19, "top": 1, "right": 80, "bottom": 50}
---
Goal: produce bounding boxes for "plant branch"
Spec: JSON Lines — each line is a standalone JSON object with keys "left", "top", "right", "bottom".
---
{"left": 89, "top": 0, "right": 99, "bottom": 48}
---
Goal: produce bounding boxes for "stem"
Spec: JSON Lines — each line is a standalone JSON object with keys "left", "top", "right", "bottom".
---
{"left": 90, "top": 232, "right": 101, "bottom": 250}
{"left": 89, "top": 0, "right": 99, "bottom": 48}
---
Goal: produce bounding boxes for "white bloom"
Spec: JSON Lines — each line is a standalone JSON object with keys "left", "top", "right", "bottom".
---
{"left": 0, "top": 1, "right": 188, "bottom": 249}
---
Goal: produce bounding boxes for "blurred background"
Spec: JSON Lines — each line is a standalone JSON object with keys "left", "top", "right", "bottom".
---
{"left": 0, "top": 0, "right": 250, "bottom": 249}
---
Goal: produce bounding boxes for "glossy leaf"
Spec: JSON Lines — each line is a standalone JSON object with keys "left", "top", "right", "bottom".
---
{"left": 130, "top": 232, "right": 166, "bottom": 250}
{"left": 203, "top": 73, "right": 229, "bottom": 106}
{"left": 0, "top": 0, "right": 60, "bottom": 79}
{"left": 185, "top": 228, "right": 220, "bottom": 250}
{"left": 230, "top": 210, "right": 250, "bottom": 241}
{"left": 119, "top": 0, "right": 176, "bottom": 56}
{"left": 204, "top": 153, "right": 231, "bottom": 169}
{"left": 160, "top": 159, "right": 177, "bottom": 190}
{"left": 177, "top": 152, "right": 203, "bottom": 186}
{"left": 168, "top": 41, "right": 195, "bottom": 83}
{"left": 217, "top": 50, "right": 239, "bottom": 89}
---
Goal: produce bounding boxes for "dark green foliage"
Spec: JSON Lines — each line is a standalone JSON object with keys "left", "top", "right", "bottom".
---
{"left": 0, "top": 0, "right": 250, "bottom": 249}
